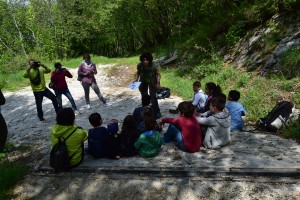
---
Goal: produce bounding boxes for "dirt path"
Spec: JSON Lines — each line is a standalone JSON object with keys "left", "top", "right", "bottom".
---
{"left": 2, "top": 64, "right": 300, "bottom": 199}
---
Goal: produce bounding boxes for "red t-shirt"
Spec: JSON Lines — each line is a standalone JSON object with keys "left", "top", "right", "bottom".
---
{"left": 162, "top": 116, "right": 202, "bottom": 152}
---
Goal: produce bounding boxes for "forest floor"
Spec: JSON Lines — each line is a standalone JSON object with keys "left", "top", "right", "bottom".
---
{"left": 2, "top": 64, "right": 300, "bottom": 200}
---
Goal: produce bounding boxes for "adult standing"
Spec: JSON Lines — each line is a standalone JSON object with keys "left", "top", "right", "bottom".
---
{"left": 51, "top": 62, "right": 79, "bottom": 114}
{"left": 134, "top": 52, "right": 161, "bottom": 119}
{"left": 0, "top": 89, "right": 7, "bottom": 158}
{"left": 23, "top": 59, "right": 59, "bottom": 121}
{"left": 77, "top": 53, "right": 106, "bottom": 110}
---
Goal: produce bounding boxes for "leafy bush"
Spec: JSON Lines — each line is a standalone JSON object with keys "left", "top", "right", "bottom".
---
{"left": 280, "top": 47, "right": 300, "bottom": 79}
{"left": 281, "top": 119, "right": 300, "bottom": 141}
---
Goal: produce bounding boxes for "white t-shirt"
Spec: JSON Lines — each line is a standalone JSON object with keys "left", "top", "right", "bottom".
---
{"left": 192, "top": 89, "right": 206, "bottom": 109}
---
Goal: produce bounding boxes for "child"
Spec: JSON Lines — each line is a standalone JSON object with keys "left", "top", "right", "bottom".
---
{"left": 161, "top": 101, "right": 202, "bottom": 153}
{"left": 119, "top": 115, "right": 139, "bottom": 157}
{"left": 196, "top": 95, "right": 231, "bottom": 149}
{"left": 135, "top": 104, "right": 162, "bottom": 134}
{"left": 225, "top": 90, "right": 247, "bottom": 132}
{"left": 133, "top": 95, "right": 151, "bottom": 132}
{"left": 198, "top": 82, "right": 222, "bottom": 113}
{"left": 134, "top": 107, "right": 162, "bottom": 158}
{"left": 169, "top": 81, "right": 206, "bottom": 114}
{"left": 51, "top": 62, "right": 79, "bottom": 114}
{"left": 87, "top": 112, "right": 110, "bottom": 158}
{"left": 50, "top": 108, "right": 88, "bottom": 168}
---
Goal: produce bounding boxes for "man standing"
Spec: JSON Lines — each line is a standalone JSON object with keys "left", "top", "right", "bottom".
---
{"left": 24, "top": 59, "right": 59, "bottom": 121}
{"left": 134, "top": 52, "right": 161, "bottom": 119}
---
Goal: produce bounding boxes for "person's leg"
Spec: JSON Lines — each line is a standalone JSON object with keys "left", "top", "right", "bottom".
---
{"left": 63, "top": 89, "right": 78, "bottom": 110}
{"left": 164, "top": 124, "right": 182, "bottom": 143}
{"left": 43, "top": 88, "right": 59, "bottom": 112}
{"left": 139, "top": 82, "right": 149, "bottom": 98}
{"left": 0, "top": 113, "right": 8, "bottom": 153}
{"left": 54, "top": 90, "right": 63, "bottom": 110}
{"left": 149, "top": 84, "right": 160, "bottom": 117}
{"left": 81, "top": 82, "right": 90, "bottom": 104}
{"left": 91, "top": 82, "right": 106, "bottom": 104}
{"left": 33, "top": 91, "right": 44, "bottom": 120}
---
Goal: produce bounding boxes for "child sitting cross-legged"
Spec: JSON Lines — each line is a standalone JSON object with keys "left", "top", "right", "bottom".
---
{"left": 161, "top": 101, "right": 202, "bottom": 153}
{"left": 86, "top": 112, "right": 110, "bottom": 158}
{"left": 225, "top": 90, "right": 247, "bottom": 132}
{"left": 196, "top": 95, "right": 231, "bottom": 149}
{"left": 134, "top": 107, "right": 162, "bottom": 158}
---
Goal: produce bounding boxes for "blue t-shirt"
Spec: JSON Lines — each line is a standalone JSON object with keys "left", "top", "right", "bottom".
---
{"left": 88, "top": 127, "right": 109, "bottom": 158}
{"left": 225, "top": 101, "right": 246, "bottom": 131}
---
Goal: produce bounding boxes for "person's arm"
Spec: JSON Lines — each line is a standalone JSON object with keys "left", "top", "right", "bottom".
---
{"left": 23, "top": 65, "right": 33, "bottom": 78}
{"left": 155, "top": 67, "right": 161, "bottom": 89}
{"left": 134, "top": 64, "right": 141, "bottom": 82}
{"left": 92, "top": 63, "right": 97, "bottom": 75}
{"left": 40, "top": 63, "right": 51, "bottom": 73}
{"left": 196, "top": 115, "right": 215, "bottom": 125}
{"left": 65, "top": 69, "right": 73, "bottom": 78}
{"left": 134, "top": 135, "right": 143, "bottom": 149}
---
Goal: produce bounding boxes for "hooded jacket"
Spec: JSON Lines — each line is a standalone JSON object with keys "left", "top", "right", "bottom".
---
{"left": 50, "top": 125, "right": 88, "bottom": 166}
{"left": 196, "top": 110, "right": 231, "bottom": 149}
{"left": 134, "top": 130, "right": 162, "bottom": 158}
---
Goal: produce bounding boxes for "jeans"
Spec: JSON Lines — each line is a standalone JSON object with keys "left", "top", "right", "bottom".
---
{"left": 81, "top": 82, "right": 105, "bottom": 104}
{"left": 33, "top": 88, "right": 59, "bottom": 120}
{"left": 163, "top": 124, "right": 186, "bottom": 151}
{"left": 55, "top": 88, "right": 78, "bottom": 111}
{"left": 139, "top": 82, "right": 160, "bottom": 116}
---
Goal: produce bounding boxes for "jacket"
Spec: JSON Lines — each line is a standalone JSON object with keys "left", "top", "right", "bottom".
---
{"left": 134, "top": 130, "right": 162, "bottom": 158}
{"left": 51, "top": 68, "right": 73, "bottom": 90}
{"left": 50, "top": 125, "right": 88, "bottom": 166}
{"left": 196, "top": 110, "right": 231, "bottom": 149}
{"left": 77, "top": 61, "right": 97, "bottom": 85}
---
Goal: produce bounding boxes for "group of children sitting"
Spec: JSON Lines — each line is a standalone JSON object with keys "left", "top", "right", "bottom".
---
{"left": 50, "top": 81, "right": 246, "bottom": 170}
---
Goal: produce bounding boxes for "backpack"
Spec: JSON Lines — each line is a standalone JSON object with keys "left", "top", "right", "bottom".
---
{"left": 50, "top": 127, "right": 78, "bottom": 172}
{"left": 156, "top": 87, "right": 171, "bottom": 99}
{"left": 255, "top": 101, "right": 295, "bottom": 132}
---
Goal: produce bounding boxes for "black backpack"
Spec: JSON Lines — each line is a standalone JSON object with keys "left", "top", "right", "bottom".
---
{"left": 50, "top": 127, "right": 78, "bottom": 172}
{"left": 255, "top": 101, "right": 294, "bottom": 132}
{"left": 156, "top": 87, "right": 171, "bottom": 99}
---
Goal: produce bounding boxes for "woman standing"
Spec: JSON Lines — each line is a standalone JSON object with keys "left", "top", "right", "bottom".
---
{"left": 51, "top": 62, "right": 79, "bottom": 114}
{"left": 77, "top": 53, "right": 106, "bottom": 109}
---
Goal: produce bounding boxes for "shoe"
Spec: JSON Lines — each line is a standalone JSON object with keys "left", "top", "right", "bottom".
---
{"left": 169, "top": 108, "right": 179, "bottom": 114}
{"left": 86, "top": 104, "right": 91, "bottom": 110}
{"left": 74, "top": 110, "right": 80, "bottom": 115}
{"left": 102, "top": 98, "right": 107, "bottom": 104}
{"left": 155, "top": 112, "right": 162, "bottom": 119}
{"left": 39, "top": 118, "right": 46, "bottom": 122}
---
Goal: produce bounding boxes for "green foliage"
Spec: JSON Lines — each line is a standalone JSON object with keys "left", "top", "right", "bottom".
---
{"left": 225, "top": 23, "right": 246, "bottom": 45}
{"left": 281, "top": 119, "right": 300, "bottom": 141}
{"left": 280, "top": 47, "right": 300, "bottom": 79}
{"left": 0, "top": 160, "right": 28, "bottom": 199}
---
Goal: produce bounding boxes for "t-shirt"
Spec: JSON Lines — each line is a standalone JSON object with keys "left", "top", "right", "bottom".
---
{"left": 137, "top": 62, "right": 159, "bottom": 84}
{"left": 192, "top": 90, "right": 206, "bottom": 109}
{"left": 225, "top": 101, "right": 246, "bottom": 131}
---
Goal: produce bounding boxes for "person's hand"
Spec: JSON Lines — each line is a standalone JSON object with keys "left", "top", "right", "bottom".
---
{"left": 159, "top": 121, "right": 164, "bottom": 127}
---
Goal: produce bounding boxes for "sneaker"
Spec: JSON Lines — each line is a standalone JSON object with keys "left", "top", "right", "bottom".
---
{"left": 102, "top": 98, "right": 107, "bottom": 105}
{"left": 155, "top": 112, "right": 162, "bottom": 119}
{"left": 86, "top": 104, "right": 91, "bottom": 110}
{"left": 169, "top": 108, "right": 179, "bottom": 114}
{"left": 74, "top": 110, "right": 80, "bottom": 115}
